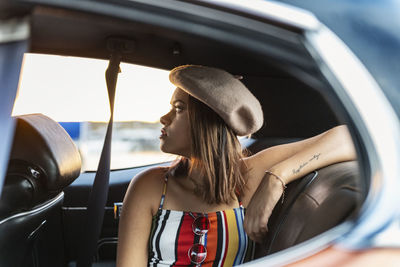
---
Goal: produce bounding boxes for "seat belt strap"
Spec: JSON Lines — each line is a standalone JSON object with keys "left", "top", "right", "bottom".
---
{"left": 76, "top": 51, "right": 121, "bottom": 267}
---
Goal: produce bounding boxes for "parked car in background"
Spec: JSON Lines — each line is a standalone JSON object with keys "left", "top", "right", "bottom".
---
{"left": 0, "top": 0, "right": 399, "bottom": 266}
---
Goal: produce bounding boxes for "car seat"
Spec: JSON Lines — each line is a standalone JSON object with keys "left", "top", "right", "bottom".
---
{"left": 255, "top": 161, "right": 361, "bottom": 257}
{"left": 0, "top": 114, "right": 81, "bottom": 267}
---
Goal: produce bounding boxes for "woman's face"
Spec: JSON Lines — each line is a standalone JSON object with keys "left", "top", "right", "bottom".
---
{"left": 159, "top": 88, "right": 191, "bottom": 157}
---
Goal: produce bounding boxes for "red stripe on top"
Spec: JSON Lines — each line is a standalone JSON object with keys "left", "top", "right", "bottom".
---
{"left": 220, "top": 211, "right": 229, "bottom": 266}
{"left": 174, "top": 213, "right": 195, "bottom": 266}
{"left": 201, "top": 213, "right": 218, "bottom": 267}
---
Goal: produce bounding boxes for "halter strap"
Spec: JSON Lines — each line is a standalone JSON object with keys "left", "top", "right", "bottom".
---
{"left": 236, "top": 188, "right": 244, "bottom": 208}
{"left": 158, "top": 173, "right": 169, "bottom": 211}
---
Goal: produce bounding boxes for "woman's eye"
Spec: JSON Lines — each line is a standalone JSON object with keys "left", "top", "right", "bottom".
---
{"left": 175, "top": 106, "right": 183, "bottom": 113}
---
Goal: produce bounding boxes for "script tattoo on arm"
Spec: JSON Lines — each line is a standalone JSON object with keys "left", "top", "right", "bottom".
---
{"left": 292, "top": 153, "right": 322, "bottom": 174}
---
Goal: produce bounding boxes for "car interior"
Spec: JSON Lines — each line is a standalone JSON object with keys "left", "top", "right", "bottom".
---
{"left": 0, "top": 1, "right": 366, "bottom": 267}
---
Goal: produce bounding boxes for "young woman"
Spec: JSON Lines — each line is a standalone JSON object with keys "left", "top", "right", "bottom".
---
{"left": 116, "top": 65, "right": 356, "bottom": 266}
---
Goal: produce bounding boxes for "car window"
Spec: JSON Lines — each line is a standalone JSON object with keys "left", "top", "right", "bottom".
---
{"left": 12, "top": 53, "right": 176, "bottom": 171}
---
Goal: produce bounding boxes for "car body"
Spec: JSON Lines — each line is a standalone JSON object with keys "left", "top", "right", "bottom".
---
{"left": 0, "top": 0, "right": 400, "bottom": 266}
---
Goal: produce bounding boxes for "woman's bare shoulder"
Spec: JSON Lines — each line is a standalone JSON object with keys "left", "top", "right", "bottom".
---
{"left": 131, "top": 166, "right": 169, "bottom": 186}
{"left": 123, "top": 166, "right": 169, "bottom": 215}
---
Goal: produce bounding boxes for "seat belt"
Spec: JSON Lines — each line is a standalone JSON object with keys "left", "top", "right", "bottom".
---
{"left": 76, "top": 51, "right": 120, "bottom": 267}
{"left": 76, "top": 38, "right": 133, "bottom": 267}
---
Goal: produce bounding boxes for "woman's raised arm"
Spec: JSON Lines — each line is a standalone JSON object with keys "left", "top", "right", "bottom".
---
{"left": 242, "top": 125, "right": 356, "bottom": 242}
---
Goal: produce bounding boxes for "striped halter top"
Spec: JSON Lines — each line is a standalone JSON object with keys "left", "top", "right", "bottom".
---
{"left": 148, "top": 175, "right": 254, "bottom": 266}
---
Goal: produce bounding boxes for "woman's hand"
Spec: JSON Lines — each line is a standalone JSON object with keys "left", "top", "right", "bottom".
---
{"left": 243, "top": 173, "right": 284, "bottom": 243}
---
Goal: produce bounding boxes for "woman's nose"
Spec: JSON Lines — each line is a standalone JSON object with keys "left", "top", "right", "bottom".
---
{"left": 160, "top": 112, "right": 170, "bottom": 126}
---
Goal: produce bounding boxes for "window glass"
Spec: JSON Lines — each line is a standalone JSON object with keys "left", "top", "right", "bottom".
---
{"left": 13, "top": 53, "right": 176, "bottom": 171}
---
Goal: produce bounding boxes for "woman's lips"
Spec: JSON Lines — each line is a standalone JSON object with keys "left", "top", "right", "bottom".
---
{"left": 160, "top": 128, "right": 168, "bottom": 139}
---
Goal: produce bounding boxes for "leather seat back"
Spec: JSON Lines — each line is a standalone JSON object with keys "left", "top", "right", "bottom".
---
{"left": 0, "top": 114, "right": 81, "bottom": 267}
{"left": 256, "top": 161, "right": 361, "bottom": 257}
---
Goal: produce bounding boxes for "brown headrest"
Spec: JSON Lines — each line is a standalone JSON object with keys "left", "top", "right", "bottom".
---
{"left": 8, "top": 113, "right": 81, "bottom": 192}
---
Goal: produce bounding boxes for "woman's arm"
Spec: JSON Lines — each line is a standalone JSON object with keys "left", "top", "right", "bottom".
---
{"left": 242, "top": 125, "right": 356, "bottom": 242}
{"left": 116, "top": 168, "right": 165, "bottom": 267}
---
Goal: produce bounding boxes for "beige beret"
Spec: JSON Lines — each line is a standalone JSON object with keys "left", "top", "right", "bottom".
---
{"left": 169, "top": 65, "right": 263, "bottom": 136}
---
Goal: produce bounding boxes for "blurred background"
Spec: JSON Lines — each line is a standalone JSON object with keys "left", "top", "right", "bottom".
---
{"left": 12, "top": 53, "right": 176, "bottom": 171}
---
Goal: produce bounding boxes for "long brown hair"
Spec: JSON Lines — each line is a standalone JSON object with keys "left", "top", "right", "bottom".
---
{"left": 170, "top": 95, "right": 248, "bottom": 204}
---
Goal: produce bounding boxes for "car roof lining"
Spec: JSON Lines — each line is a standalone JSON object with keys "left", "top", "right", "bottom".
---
{"left": 30, "top": 5, "right": 313, "bottom": 73}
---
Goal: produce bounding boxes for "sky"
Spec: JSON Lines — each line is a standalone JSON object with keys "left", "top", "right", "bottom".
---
{"left": 12, "top": 53, "right": 175, "bottom": 122}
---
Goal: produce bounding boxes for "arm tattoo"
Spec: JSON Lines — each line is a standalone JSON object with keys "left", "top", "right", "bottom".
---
{"left": 292, "top": 153, "right": 321, "bottom": 174}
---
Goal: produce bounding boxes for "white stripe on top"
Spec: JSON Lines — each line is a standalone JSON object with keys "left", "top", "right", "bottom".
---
{"left": 233, "top": 207, "right": 246, "bottom": 265}
{"left": 217, "top": 211, "right": 227, "bottom": 267}
{"left": 158, "top": 210, "right": 182, "bottom": 265}
{"left": 150, "top": 210, "right": 168, "bottom": 265}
